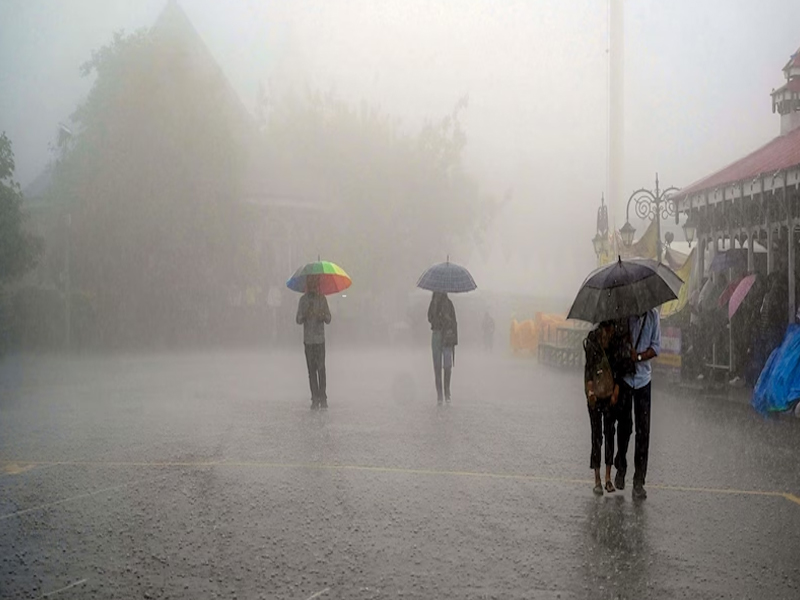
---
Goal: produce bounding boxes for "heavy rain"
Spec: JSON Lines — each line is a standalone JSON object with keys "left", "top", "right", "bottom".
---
{"left": 1, "top": 1, "right": 800, "bottom": 598}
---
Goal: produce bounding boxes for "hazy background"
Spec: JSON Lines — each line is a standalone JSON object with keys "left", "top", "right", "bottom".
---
{"left": 2, "top": 0, "right": 799, "bottom": 298}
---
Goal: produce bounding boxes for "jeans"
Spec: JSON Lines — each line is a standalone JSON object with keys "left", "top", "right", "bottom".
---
{"left": 304, "top": 343, "right": 326, "bottom": 400}
{"left": 431, "top": 331, "right": 454, "bottom": 399}
{"left": 614, "top": 380, "right": 651, "bottom": 487}
{"left": 588, "top": 401, "right": 616, "bottom": 469}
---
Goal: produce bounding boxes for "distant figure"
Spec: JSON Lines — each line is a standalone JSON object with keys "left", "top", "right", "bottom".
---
{"left": 583, "top": 321, "right": 619, "bottom": 495}
{"left": 296, "top": 278, "right": 332, "bottom": 409}
{"left": 482, "top": 311, "right": 495, "bottom": 351}
{"left": 428, "top": 292, "right": 457, "bottom": 404}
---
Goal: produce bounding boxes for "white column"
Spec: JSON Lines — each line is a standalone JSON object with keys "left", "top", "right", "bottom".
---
{"left": 698, "top": 235, "right": 706, "bottom": 281}
{"left": 609, "top": 0, "right": 624, "bottom": 218}
{"left": 767, "top": 226, "right": 774, "bottom": 274}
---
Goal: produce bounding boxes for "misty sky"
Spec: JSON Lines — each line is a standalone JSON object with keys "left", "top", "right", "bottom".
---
{"left": 2, "top": 0, "right": 799, "bottom": 298}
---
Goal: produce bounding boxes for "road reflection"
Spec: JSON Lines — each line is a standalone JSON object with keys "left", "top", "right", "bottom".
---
{"left": 580, "top": 496, "right": 651, "bottom": 599}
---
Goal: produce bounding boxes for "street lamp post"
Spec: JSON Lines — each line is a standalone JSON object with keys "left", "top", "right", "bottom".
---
{"left": 621, "top": 173, "right": 680, "bottom": 263}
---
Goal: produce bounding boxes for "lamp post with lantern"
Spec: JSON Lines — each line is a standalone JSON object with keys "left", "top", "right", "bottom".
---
{"left": 619, "top": 173, "right": 681, "bottom": 262}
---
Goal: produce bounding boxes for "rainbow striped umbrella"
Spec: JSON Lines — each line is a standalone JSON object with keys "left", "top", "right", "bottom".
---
{"left": 286, "top": 260, "right": 352, "bottom": 295}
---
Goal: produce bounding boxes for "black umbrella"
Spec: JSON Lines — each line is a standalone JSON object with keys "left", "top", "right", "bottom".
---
{"left": 567, "top": 257, "right": 683, "bottom": 324}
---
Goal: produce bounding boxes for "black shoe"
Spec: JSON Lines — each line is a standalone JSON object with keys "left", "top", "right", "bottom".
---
{"left": 311, "top": 399, "right": 319, "bottom": 410}
{"left": 632, "top": 485, "right": 647, "bottom": 500}
{"left": 614, "top": 472, "right": 625, "bottom": 490}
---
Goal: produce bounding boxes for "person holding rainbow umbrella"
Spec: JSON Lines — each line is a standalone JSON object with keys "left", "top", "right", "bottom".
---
{"left": 287, "top": 259, "right": 352, "bottom": 409}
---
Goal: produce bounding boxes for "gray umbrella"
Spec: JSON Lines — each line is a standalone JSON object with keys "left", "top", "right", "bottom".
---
{"left": 417, "top": 259, "right": 477, "bottom": 293}
{"left": 567, "top": 257, "right": 682, "bottom": 324}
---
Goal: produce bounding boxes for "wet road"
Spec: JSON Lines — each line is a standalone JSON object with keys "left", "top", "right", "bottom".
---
{"left": 1, "top": 347, "right": 799, "bottom": 599}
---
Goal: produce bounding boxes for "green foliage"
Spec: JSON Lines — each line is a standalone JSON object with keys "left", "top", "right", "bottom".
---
{"left": 52, "top": 28, "right": 257, "bottom": 345}
{"left": 0, "top": 132, "right": 41, "bottom": 286}
{"left": 262, "top": 91, "right": 496, "bottom": 296}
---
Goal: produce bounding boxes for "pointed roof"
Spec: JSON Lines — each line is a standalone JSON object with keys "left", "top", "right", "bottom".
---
{"left": 782, "top": 46, "right": 800, "bottom": 74}
{"left": 151, "top": 0, "right": 254, "bottom": 129}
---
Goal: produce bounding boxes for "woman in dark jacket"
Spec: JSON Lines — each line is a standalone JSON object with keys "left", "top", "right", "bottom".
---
{"left": 584, "top": 321, "right": 620, "bottom": 495}
{"left": 428, "top": 292, "right": 457, "bottom": 403}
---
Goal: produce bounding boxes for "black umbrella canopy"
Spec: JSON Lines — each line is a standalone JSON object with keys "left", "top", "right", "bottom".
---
{"left": 625, "top": 258, "right": 683, "bottom": 295}
{"left": 567, "top": 258, "right": 683, "bottom": 324}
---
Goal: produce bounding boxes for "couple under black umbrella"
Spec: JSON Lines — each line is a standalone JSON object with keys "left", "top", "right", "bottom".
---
{"left": 569, "top": 258, "right": 682, "bottom": 499}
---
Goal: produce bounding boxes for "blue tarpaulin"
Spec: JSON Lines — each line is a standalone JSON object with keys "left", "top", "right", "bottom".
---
{"left": 752, "top": 324, "right": 800, "bottom": 414}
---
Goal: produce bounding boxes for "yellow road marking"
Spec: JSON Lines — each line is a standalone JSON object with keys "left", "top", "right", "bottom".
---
{"left": 783, "top": 493, "right": 800, "bottom": 506}
{"left": 648, "top": 482, "right": 788, "bottom": 499}
{"left": 1, "top": 462, "right": 38, "bottom": 476}
{"left": 0, "top": 475, "right": 163, "bottom": 521}
{"left": 1, "top": 459, "right": 798, "bottom": 507}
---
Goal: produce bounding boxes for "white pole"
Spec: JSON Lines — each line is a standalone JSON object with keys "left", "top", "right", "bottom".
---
{"left": 609, "top": 0, "right": 625, "bottom": 223}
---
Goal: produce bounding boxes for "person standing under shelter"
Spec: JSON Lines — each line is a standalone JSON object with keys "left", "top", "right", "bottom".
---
{"left": 296, "top": 278, "right": 332, "bottom": 409}
{"left": 428, "top": 292, "right": 457, "bottom": 404}
{"left": 614, "top": 307, "right": 661, "bottom": 499}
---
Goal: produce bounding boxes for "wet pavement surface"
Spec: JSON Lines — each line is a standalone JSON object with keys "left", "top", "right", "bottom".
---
{"left": 1, "top": 346, "right": 799, "bottom": 599}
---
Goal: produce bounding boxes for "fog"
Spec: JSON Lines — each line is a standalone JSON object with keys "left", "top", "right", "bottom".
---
{"left": 1, "top": 0, "right": 799, "bottom": 321}
{"left": 4, "top": 4, "right": 800, "bottom": 597}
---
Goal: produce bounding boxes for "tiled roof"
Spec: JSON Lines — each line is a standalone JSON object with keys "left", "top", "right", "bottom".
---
{"left": 674, "top": 125, "right": 800, "bottom": 199}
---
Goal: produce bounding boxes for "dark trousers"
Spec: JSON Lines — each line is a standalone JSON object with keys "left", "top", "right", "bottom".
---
{"left": 304, "top": 343, "right": 326, "bottom": 400}
{"left": 588, "top": 401, "right": 616, "bottom": 469}
{"left": 614, "top": 381, "right": 651, "bottom": 487}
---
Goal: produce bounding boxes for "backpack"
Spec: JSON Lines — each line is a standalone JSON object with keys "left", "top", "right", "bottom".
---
{"left": 585, "top": 336, "right": 615, "bottom": 400}
{"left": 441, "top": 300, "right": 458, "bottom": 347}
{"left": 442, "top": 317, "right": 458, "bottom": 347}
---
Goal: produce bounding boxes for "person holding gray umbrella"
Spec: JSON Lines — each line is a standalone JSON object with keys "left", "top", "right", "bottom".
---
{"left": 568, "top": 257, "right": 680, "bottom": 500}
{"left": 428, "top": 292, "right": 457, "bottom": 403}
{"left": 418, "top": 258, "right": 477, "bottom": 404}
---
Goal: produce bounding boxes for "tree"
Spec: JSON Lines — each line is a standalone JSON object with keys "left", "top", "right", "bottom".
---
{"left": 0, "top": 132, "right": 41, "bottom": 286}
{"left": 51, "top": 28, "right": 258, "bottom": 346}
{"left": 261, "top": 91, "right": 496, "bottom": 303}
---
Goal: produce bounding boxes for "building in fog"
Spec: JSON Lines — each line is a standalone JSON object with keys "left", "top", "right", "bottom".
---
{"left": 673, "top": 43, "right": 800, "bottom": 328}
{"left": 14, "top": 0, "right": 332, "bottom": 347}
{"left": 19, "top": 0, "right": 327, "bottom": 348}
{"left": 667, "top": 43, "right": 800, "bottom": 380}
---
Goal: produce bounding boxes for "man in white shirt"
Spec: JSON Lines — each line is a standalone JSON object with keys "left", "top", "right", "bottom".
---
{"left": 614, "top": 307, "right": 661, "bottom": 500}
